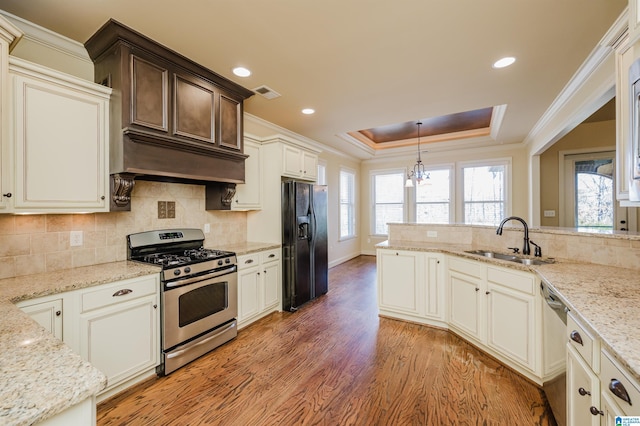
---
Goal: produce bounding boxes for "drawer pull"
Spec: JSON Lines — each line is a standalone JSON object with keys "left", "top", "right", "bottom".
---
{"left": 578, "top": 387, "right": 591, "bottom": 396}
{"left": 610, "top": 379, "right": 632, "bottom": 405}
{"left": 268, "top": 254, "right": 276, "bottom": 258}
{"left": 245, "top": 259, "right": 254, "bottom": 264}
{"left": 570, "top": 330, "right": 583, "bottom": 346}
{"left": 589, "top": 406, "right": 603, "bottom": 416}
{"left": 113, "top": 289, "right": 133, "bottom": 297}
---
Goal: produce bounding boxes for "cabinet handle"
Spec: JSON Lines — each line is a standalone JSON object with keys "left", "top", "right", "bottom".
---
{"left": 245, "top": 259, "right": 254, "bottom": 264}
{"left": 2, "top": 192, "right": 11, "bottom": 198}
{"left": 55, "top": 310, "right": 61, "bottom": 317}
{"left": 570, "top": 330, "right": 583, "bottom": 346}
{"left": 578, "top": 387, "right": 591, "bottom": 396}
{"left": 268, "top": 254, "right": 275, "bottom": 258}
{"left": 113, "top": 289, "right": 133, "bottom": 297}
{"left": 589, "top": 406, "right": 603, "bottom": 416}
{"left": 610, "top": 379, "right": 632, "bottom": 405}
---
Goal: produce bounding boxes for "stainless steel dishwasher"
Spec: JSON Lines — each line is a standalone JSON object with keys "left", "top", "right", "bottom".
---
{"left": 541, "top": 281, "right": 568, "bottom": 426}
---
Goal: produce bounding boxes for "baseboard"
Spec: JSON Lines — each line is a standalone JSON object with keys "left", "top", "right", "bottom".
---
{"left": 328, "top": 252, "right": 361, "bottom": 268}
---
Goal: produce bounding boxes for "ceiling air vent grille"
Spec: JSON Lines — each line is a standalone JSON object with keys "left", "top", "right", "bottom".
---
{"left": 253, "top": 85, "right": 281, "bottom": 100}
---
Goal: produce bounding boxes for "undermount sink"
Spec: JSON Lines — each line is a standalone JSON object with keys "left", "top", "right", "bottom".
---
{"left": 464, "top": 250, "right": 553, "bottom": 266}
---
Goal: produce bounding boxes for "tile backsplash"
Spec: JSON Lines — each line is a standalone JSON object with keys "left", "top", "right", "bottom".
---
{"left": 0, "top": 181, "right": 247, "bottom": 279}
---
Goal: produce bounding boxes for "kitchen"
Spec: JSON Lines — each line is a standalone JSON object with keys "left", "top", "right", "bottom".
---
{"left": 0, "top": 0, "right": 637, "bottom": 425}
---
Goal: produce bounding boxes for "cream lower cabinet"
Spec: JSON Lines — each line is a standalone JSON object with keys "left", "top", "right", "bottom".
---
{"left": 9, "top": 57, "right": 110, "bottom": 213}
{"left": 376, "top": 249, "right": 445, "bottom": 326}
{"left": 78, "top": 274, "right": 159, "bottom": 401}
{"left": 18, "top": 297, "right": 63, "bottom": 339}
{"left": 448, "top": 256, "right": 541, "bottom": 382}
{"left": 567, "top": 344, "right": 601, "bottom": 426}
{"left": 237, "top": 248, "right": 281, "bottom": 329}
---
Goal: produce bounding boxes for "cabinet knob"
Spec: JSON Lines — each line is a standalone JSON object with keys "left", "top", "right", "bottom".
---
{"left": 589, "top": 406, "right": 603, "bottom": 416}
{"left": 609, "top": 379, "right": 632, "bottom": 405}
{"left": 570, "top": 330, "right": 583, "bottom": 346}
{"left": 578, "top": 387, "right": 591, "bottom": 396}
{"left": 485, "top": 291, "right": 491, "bottom": 295}
{"left": 264, "top": 270, "right": 267, "bottom": 274}
{"left": 475, "top": 288, "right": 480, "bottom": 292}
{"left": 153, "top": 304, "right": 158, "bottom": 309}
{"left": 101, "top": 195, "right": 105, "bottom": 200}
{"left": 2, "top": 192, "right": 11, "bottom": 198}
{"left": 55, "top": 310, "right": 61, "bottom": 317}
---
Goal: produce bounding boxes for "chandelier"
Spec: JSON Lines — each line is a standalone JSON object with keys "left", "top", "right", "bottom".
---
{"left": 405, "top": 121, "right": 430, "bottom": 187}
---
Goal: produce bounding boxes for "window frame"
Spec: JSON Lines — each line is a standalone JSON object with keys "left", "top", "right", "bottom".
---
{"left": 412, "top": 164, "right": 455, "bottom": 224}
{"left": 458, "top": 158, "right": 511, "bottom": 225}
{"left": 339, "top": 167, "right": 357, "bottom": 241}
{"left": 370, "top": 168, "right": 407, "bottom": 236}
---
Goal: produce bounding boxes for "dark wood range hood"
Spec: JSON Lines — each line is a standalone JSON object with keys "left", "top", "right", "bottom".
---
{"left": 85, "top": 19, "right": 254, "bottom": 210}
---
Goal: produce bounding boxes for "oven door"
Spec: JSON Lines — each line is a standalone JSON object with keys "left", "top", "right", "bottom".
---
{"left": 162, "top": 266, "right": 237, "bottom": 350}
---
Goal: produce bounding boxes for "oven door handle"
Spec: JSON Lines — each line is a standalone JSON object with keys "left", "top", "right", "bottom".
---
{"left": 166, "top": 321, "right": 237, "bottom": 359}
{"left": 165, "top": 265, "right": 237, "bottom": 288}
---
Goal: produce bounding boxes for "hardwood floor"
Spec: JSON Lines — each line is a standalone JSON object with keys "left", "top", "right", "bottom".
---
{"left": 98, "top": 255, "right": 556, "bottom": 425}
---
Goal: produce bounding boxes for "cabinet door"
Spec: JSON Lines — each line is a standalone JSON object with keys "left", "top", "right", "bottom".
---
{"left": 616, "top": 35, "right": 634, "bottom": 202}
{"left": 486, "top": 283, "right": 536, "bottom": 371}
{"left": 377, "top": 250, "right": 421, "bottom": 315}
{"left": 567, "top": 344, "right": 601, "bottom": 426}
{"left": 301, "top": 151, "right": 318, "bottom": 181}
{"left": 233, "top": 141, "right": 261, "bottom": 210}
{"left": 282, "top": 144, "right": 302, "bottom": 177}
{"left": 238, "top": 266, "right": 261, "bottom": 322}
{"left": 219, "top": 93, "right": 241, "bottom": 150}
{"left": 173, "top": 72, "right": 214, "bottom": 143}
{"left": 449, "top": 270, "right": 483, "bottom": 341}
{"left": 424, "top": 254, "right": 444, "bottom": 320}
{"left": 263, "top": 260, "right": 280, "bottom": 311}
{"left": 601, "top": 391, "right": 623, "bottom": 426}
{"left": 130, "top": 54, "right": 169, "bottom": 132}
{"left": 11, "top": 65, "right": 109, "bottom": 212}
{"left": 80, "top": 294, "right": 158, "bottom": 390}
{"left": 20, "top": 299, "right": 63, "bottom": 340}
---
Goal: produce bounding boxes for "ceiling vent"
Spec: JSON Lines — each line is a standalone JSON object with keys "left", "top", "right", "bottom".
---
{"left": 253, "top": 85, "right": 281, "bottom": 100}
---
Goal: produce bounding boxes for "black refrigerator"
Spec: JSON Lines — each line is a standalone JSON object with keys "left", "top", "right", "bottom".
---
{"left": 282, "top": 181, "right": 328, "bottom": 311}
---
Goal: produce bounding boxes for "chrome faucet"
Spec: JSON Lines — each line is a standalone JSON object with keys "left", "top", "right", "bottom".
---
{"left": 496, "top": 216, "right": 530, "bottom": 256}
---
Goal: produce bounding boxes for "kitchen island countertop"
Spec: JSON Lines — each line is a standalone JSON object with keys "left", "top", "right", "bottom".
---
{"left": 0, "top": 260, "right": 160, "bottom": 426}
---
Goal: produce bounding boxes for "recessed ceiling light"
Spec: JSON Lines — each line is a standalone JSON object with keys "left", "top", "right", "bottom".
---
{"left": 302, "top": 108, "right": 315, "bottom": 115}
{"left": 493, "top": 57, "right": 516, "bottom": 69}
{"left": 232, "top": 67, "right": 251, "bottom": 77}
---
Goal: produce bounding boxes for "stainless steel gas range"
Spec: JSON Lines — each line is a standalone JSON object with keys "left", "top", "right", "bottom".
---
{"left": 127, "top": 229, "right": 238, "bottom": 375}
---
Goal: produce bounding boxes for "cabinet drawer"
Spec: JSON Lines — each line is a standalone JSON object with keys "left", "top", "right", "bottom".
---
{"left": 448, "top": 256, "right": 484, "bottom": 279}
{"left": 567, "top": 313, "right": 599, "bottom": 372}
{"left": 81, "top": 275, "right": 158, "bottom": 313}
{"left": 261, "top": 248, "right": 280, "bottom": 263}
{"left": 487, "top": 267, "right": 535, "bottom": 295}
{"left": 238, "top": 253, "right": 260, "bottom": 269}
{"left": 601, "top": 350, "right": 640, "bottom": 415}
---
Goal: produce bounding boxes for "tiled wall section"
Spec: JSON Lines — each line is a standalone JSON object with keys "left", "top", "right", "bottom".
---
{"left": 388, "top": 223, "right": 640, "bottom": 271}
{"left": 0, "top": 181, "right": 247, "bottom": 279}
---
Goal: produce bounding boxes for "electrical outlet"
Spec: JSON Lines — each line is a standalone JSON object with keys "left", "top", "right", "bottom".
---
{"left": 204, "top": 223, "right": 211, "bottom": 234}
{"left": 543, "top": 210, "right": 556, "bottom": 217}
{"left": 427, "top": 231, "right": 438, "bottom": 238}
{"left": 70, "top": 231, "right": 83, "bottom": 247}
{"left": 158, "top": 201, "right": 167, "bottom": 219}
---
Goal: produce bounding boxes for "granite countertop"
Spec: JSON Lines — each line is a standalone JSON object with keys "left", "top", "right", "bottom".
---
{"left": 378, "top": 240, "right": 640, "bottom": 383}
{"left": 213, "top": 241, "right": 280, "bottom": 256}
{"left": 0, "top": 261, "right": 160, "bottom": 426}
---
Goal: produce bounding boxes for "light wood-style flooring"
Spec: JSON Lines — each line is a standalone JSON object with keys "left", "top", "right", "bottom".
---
{"left": 98, "top": 255, "right": 556, "bottom": 425}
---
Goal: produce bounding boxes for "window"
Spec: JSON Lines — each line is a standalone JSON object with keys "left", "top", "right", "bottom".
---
{"left": 317, "top": 162, "right": 327, "bottom": 185}
{"left": 463, "top": 164, "right": 507, "bottom": 225}
{"left": 339, "top": 169, "right": 356, "bottom": 239}
{"left": 372, "top": 171, "right": 405, "bottom": 235}
{"left": 416, "top": 168, "right": 451, "bottom": 224}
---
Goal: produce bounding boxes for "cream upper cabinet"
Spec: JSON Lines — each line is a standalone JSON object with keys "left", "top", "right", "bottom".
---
{"left": 616, "top": 33, "right": 636, "bottom": 203}
{"left": 232, "top": 139, "right": 261, "bottom": 210}
{"left": 9, "top": 57, "right": 110, "bottom": 213}
{"left": 0, "top": 17, "right": 21, "bottom": 212}
{"left": 630, "top": 0, "right": 640, "bottom": 45}
{"left": 282, "top": 144, "right": 318, "bottom": 181}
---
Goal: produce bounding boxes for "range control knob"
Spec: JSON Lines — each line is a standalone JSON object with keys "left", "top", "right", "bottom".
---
{"left": 184, "top": 266, "right": 191, "bottom": 274}
{"left": 217, "top": 260, "right": 223, "bottom": 266}
{"left": 225, "top": 258, "right": 231, "bottom": 264}
{"left": 173, "top": 269, "right": 181, "bottom": 276}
